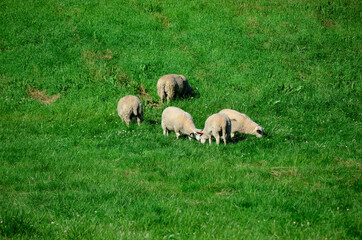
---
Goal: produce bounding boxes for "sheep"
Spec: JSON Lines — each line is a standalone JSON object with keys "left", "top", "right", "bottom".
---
{"left": 157, "top": 74, "right": 197, "bottom": 104}
{"left": 161, "top": 106, "right": 202, "bottom": 140}
{"left": 199, "top": 113, "right": 231, "bottom": 145}
{"left": 219, "top": 109, "right": 264, "bottom": 138}
{"left": 117, "top": 95, "right": 143, "bottom": 127}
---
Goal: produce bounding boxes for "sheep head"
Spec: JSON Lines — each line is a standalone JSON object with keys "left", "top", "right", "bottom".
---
{"left": 253, "top": 126, "right": 264, "bottom": 138}
{"left": 190, "top": 130, "right": 203, "bottom": 141}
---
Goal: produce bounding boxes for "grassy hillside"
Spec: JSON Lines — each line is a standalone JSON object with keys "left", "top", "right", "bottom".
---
{"left": 0, "top": 0, "right": 361, "bottom": 239}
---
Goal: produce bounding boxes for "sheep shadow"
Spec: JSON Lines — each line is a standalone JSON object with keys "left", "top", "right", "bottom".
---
{"left": 146, "top": 119, "right": 158, "bottom": 125}
{"left": 173, "top": 91, "right": 201, "bottom": 102}
{"left": 228, "top": 134, "right": 248, "bottom": 144}
{"left": 227, "top": 132, "right": 271, "bottom": 144}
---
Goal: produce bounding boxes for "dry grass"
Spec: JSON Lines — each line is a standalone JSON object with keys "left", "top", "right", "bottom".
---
{"left": 334, "top": 157, "right": 361, "bottom": 169}
{"left": 81, "top": 49, "right": 115, "bottom": 81}
{"left": 137, "top": 84, "right": 162, "bottom": 109}
{"left": 27, "top": 87, "right": 61, "bottom": 105}
{"left": 270, "top": 167, "right": 300, "bottom": 178}
{"left": 82, "top": 49, "right": 113, "bottom": 62}
{"left": 154, "top": 12, "right": 171, "bottom": 28}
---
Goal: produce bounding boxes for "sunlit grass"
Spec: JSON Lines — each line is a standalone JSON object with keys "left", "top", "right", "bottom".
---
{"left": 0, "top": 0, "right": 361, "bottom": 239}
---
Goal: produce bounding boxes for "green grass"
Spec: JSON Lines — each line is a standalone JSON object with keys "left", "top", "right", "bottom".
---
{"left": 0, "top": 0, "right": 361, "bottom": 239}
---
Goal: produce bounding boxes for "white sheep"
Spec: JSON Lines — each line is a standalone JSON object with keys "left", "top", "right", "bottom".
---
{"left": 219, "top": 109, "right": 264, "bottom": 138}
{"left": 199, "top": 113, "right": 231, "bottom": 145}
{"left": 157, "top": 74, "right": 197, "bottom": 104}
{"left": 161, "top": 106, "right": 202, "bottom": 140}
{"left": 117, "top": 95, "right": 143, "bottom": 127}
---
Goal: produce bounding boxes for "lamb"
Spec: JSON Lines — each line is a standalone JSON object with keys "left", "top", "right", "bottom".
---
{"left": 157, "top": 74, "right": 197, "bottom": 104}
{"left": 219, "top": 109, "right": 264, "bottom": 138}
{"left": 199, "top": 113, "right": 231, "bottom": 145}
{"left": 117, "top": 95, "right": 143, "bottom": 127}
{"left": 161, "top": 106, "right": 202, "bottom": 140}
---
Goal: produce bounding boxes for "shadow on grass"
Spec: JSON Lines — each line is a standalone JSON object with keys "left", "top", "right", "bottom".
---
{"left": 146, "top": 119, "right": 159, "bottom": 125}
{"left": 228, "top": 132, "right": 271, "bottom": 144}
{"left": 263, "top": 132, "right": 272, "bottom": 139}
{"left": 0, "top": 209, "right": 38, "bottom": 238}
{"left": 229, "top": 134, "right": 247, "bottom": 143}
{"left": 172, "top": 90, "right": 201, "bottom": 102}
{"left": 190, "top": 90, "right": 201, "bottom": 99}
{"left": 154, "top": 131, "right": 271, "bottom": 145}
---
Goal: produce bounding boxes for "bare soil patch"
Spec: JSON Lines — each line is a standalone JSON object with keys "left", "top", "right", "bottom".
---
{"left": 27, "top": 87, "right": 60, "bottom": 105}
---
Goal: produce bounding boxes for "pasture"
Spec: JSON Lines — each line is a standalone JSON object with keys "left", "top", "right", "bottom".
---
{"left": 0, "top": 0, "right": 361, "bottom": 239}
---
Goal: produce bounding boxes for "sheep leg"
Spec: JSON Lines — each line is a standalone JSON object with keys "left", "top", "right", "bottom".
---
{"left": 209, "top": 137, "right": 212, "bottom": 145}
{"left": 176, "top": 131, "right": 180, "bottom": 139}
{"left": 222, "top": 128, "right": 227, "bottom": 145}
{"left": 125, "top": 119, "right": 130, "bottom": 127}
{"left": 158, "top": 88, "right": 165, "bottom": 104}
{"left": 166, "top": 91, "right": 174, "bottom": 104}
{"left": 137, "top": 117, "right": 141, "bottom": 126}
{"left": 123, "top": 112, "right": 132, "bottom": 127}
{"left": 161, "top": 121, "right": 166, "bottom": 135}
{"left": 164, "top": 128, "right": 170, "bottom": 136}
{"left": 215, "top": 135, "right": 220, "bottom": 145}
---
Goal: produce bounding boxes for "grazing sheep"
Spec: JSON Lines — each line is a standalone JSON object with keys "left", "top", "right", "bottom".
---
{"left": 117, "top": 95, "right": 143, "bottom": 127}
{"left": 219, "top": 109, "right": 264, "bottom": 138}
{"left": 157, "top": 74, "right": 197, "bottom": 104}
{"left": 161, "top": 106, "right": 202, "bottom": 140}
{"left": 199, "top": 113, "right": 231, "bottom": 145}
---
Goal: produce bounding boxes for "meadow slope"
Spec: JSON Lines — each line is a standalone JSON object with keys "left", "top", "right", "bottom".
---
{"left": 0, "top": 0, "right": 361, "bottom": 239}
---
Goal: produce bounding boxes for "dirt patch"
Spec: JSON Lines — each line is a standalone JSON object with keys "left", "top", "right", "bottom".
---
{"left": 137, "top": 84, "right": 162, "bottom": 109}
{"left": 145, "top": 102, "right": 162, "bottom": 109}
{"left": 27, "top": 87, "right": 60, "bottom": 105}
{"left": 116, "top": 70, "right": 130, "bottom": 86}
{"left": 137, "top": 84, "right": 151, "bottom": 101}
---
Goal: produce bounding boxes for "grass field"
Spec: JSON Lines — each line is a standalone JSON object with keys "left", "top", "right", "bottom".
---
{"left": 0, "top": 0, "right": 361, "bottom": 239}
